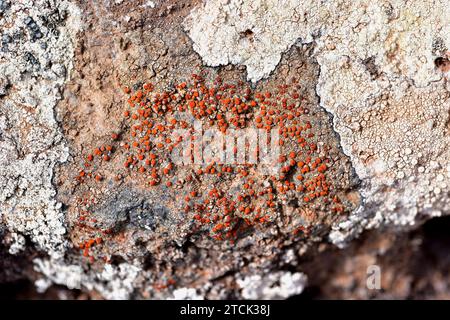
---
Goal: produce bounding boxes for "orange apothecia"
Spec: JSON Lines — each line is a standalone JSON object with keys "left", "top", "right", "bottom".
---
{"left": 74, "top": 72, "right": 347, "bottom": 250}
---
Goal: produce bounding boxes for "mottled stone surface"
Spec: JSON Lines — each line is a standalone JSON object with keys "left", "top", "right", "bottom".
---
{"left": 0, "top": 0, "right": 449, "bottom": 300}
{"left": 185, "top": 0, "right": 450, "bottom": 246}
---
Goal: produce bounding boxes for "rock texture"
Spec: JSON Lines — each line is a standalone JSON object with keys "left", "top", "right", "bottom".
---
{"left": 0, "top": 0, "right": 449, "bottom": 300}
{"left": 185, "top": 0, "right": 450, "bottom": 245}
{"left": 0, "top": 0, "right": 81, "bottom": 258}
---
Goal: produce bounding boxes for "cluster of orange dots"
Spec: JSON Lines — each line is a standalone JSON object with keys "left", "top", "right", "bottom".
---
{"left": 75, "top": 73, "right": 345, "bottom": 245}
{"left": 71, "top": 196, "right": 117, "bottom": 263}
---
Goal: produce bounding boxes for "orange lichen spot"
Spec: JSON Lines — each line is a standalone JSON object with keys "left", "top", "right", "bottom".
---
{"left": 75, "top": 76, "right": 347, "bottom": 244}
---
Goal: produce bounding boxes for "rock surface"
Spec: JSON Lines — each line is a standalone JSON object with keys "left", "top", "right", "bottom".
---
{"left": 0, "top": 0, "right": 449, "bottom": 299}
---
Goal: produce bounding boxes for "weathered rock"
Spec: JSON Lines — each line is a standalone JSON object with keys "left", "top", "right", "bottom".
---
{"left": 0, "top": 0, "right": 449, "bottom": 300}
